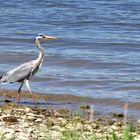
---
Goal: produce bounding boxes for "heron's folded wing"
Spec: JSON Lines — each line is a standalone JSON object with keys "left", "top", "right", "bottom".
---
{"left": 2, "top": 65, "right": 33, "bottom": 83}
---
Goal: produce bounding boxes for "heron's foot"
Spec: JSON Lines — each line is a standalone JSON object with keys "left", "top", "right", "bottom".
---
{"left": 32, "top": 95, "right": 38, "bottom": 107}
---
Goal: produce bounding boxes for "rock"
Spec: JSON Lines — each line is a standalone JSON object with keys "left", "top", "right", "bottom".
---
{"left": 84, "top": 124, "right": 92, "bottom": 132}
{"left": 111, "top": 125, "right": 118, "bottom": 131}
{"left": 24, "top": 107, "right": 32, "bottom": 113}
{"left": 65, "top": 123, "right": 75, "bottom": 131}
{"left": 114, "top": 122, "right": 123, "bottom": 127}
{"left": 27, "top": 116, "right": 35, "bottom": 122}
{"left": 26, "top": 113, "right": 36, "bottom": 117}
{"left": 35, "top": 118, "right": 42, "bottom": 123}
{"left": 59, "top": 127, "right": 65, "bottom": 132}
{"left": 92, "top": 123, "right": 98, "bottom": 129}
{"left": 135, "top": 135, "right": 140, "bottom": 140}
{"left": 50, "top": 130, "right": 62, "bottom": 139}
{"left": 16, "top": 133, "right": 29, "bottom": 140}
{"left": 80, "top": 105, "right": 90, "bottom": 110}
{"left": 2, "top": 115, "right": 18, "bottom": 123}
{"left": 51, "top": 125, "right": 61, "bottom": 130}
{"left": 54, "top": 111, "right": 62, "bottom": 117}
{"left": 21, "top": 122, "right": 30, "bottom": 129}
{"left": 27, "top": 127, "right": 34, "bottom": 134}
{"left": 96, "top": 133, "right": 102, "bottom": 138}
{"left": 76, "top": 123, "right": 83, "bottom": 131}
{"left": 137, "top": 119, "right": 140, "bottom": 124}
{"left": 108, "top": 120, "right": 115, "bottom": 125}
{"left": 59, "top": 118, "right": 67, "bottom": 127}
{"left": 4, "top": 128, "right": 14, "bottom": 134}
{"left": 38, "top": 132, "right": 47, "bottom": 137}
{"left": 3, "top": 132, "right": 15, "bottom": 140}
{"left": 113, "top": 113, "right": 124, "bottom": 118}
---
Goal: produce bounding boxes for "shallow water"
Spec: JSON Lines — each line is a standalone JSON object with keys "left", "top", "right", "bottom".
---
{"left": 0, "top": 0, "right": 140, "bottom": 115}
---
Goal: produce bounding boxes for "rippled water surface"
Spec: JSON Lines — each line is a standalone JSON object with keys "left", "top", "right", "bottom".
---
{"left": 0, "top": 0, "right": 140, "bottom": 106}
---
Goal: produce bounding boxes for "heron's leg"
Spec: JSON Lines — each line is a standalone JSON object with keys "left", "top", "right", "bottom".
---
{"left": 17, "top": 82, "right": 24, "bottom": 104}
{"left": 24, "top": 79, "right": 37, "bottom": 106}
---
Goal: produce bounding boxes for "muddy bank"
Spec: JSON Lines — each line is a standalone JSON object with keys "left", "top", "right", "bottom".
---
{"left": 0, "top": 89, "right": 140, "bottom": 119}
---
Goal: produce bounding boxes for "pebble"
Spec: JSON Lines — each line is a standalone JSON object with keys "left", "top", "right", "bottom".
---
{"left": 2, "top": 115, "right": 18, "bottom": 123}
{"left": 137, "top": 119, "right": 140, "bottom": 124}
{"left": 76, "top": 123, "right": 83, "bottom": 131}
{"left": 27, "top": 116, "right": 35, "bottom": 121}
{"left": 3, "top": 132, "right": 15, "bottom": 140}
{"left": 0, "top": 105, "right": 138, "bottom": 140}
{"left": 111, "top": 125, "right": 118, "bottom": 131}
{"left": 35, "top": 118, "right": 42, "bottom": 123}
{"left": 84, "top": 124, "right": 92, "bottom": 132}
{"left": 24, "top": 107, "right": 32, "bottom": 113}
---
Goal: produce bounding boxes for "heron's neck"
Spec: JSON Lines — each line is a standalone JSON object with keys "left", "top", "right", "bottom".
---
{"left": 35, "top": 39, "right": 45, "bottom": 62}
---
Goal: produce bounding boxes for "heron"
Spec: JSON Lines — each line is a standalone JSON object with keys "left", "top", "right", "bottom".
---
{"left": 0, "top": 34, "right": 57, "bottom": 104}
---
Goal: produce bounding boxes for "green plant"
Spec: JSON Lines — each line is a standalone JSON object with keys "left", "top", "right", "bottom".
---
{"left": 123, "top": 125, "right": 134, "bottom": 140}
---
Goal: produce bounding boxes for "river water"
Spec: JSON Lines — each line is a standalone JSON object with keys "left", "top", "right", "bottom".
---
{"left": 0, "top": 0, "right": 140, "bottom": 116}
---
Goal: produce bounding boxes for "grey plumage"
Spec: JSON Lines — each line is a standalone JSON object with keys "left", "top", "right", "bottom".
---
{"left": 0, "top": 34, "right": 57, "bottom": 104}
{"left": 1, "top": 61, "right": 34, "bottom": 83}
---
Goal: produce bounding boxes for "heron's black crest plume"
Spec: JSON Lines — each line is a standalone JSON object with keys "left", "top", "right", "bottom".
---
{"left": 38, "top": 34, "right": 45, "bottom": 37}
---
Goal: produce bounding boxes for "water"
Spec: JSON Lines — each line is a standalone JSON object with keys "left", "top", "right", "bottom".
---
{"left": 0, "top": 0, "right": 140, "bottom": 110}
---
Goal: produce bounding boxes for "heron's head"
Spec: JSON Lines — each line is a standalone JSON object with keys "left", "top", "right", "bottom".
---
{"left": 36, "top": 34, "right": 57, "bottom": 41}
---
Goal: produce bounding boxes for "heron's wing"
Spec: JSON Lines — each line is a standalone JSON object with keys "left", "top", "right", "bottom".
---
{"left": 1, "top": 62, "right": 34, "bottom": 83}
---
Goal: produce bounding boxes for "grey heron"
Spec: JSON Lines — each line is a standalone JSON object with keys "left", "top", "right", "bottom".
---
{"left": 0, "top": 34, "right": 57, "bottom": 104}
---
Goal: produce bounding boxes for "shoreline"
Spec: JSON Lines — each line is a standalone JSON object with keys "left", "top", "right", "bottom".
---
{"left": 0, "top": 89, "right": 140, "bottom": 119}
{"left": 0, "top": 89, "right": 139, "bottom": 139}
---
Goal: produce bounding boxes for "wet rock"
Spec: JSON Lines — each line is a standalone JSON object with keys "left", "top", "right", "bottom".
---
{"left": 2, "top": 115, "right": 18, "bottom": 123}
{"left": 80, "top": 105, "right": 90, "bottom": 110}
{"left": 113, "top": 113, "right": 124, "bottom": 118}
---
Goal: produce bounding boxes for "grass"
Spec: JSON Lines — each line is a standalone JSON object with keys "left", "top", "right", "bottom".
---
{"left": 41, "top": 124, "right": 135, "bottom": 140}
{"left": 60, "top": 125, "right": 134, "bottom": 140}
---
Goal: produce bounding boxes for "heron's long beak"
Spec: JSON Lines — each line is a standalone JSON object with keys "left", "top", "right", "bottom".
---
{"left": 45, "top": 35, "right": 57, "bottom": 40}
